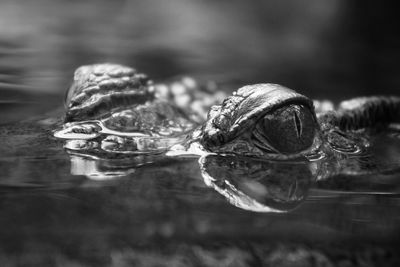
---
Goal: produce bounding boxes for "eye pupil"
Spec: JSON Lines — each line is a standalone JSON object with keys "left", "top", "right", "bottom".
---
{"left": 252, "top": 104, "right": 316, "bottom": 154}
{"left": 293, "top": 109, "right": 302, "bottom": 137}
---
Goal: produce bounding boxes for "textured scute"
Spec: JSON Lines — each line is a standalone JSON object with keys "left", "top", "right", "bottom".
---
{"left": 65, "top": 63, "right": 154, "bottom": 122}
{"left": 337, "top": 96, "right": 400, "bottom": 130}
{"left": 201, "top": 84, "right": 314, "bottom": 148}
{"left": 103, "top": 101, "right": 197, "bottom": 136}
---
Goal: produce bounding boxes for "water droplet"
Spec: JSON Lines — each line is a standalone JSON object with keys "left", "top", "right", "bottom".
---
{"left": 305, "top": 150, "right": 326, "bottom": 161}
{"left": 64, "top": 139, "right": 98, "bottom": 151}
{"left": 54, "top": 121, "right": 102, "bottom": 140}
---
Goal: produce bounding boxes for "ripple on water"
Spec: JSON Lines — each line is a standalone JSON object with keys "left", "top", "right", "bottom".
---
{"left": 54, "top": 120, "right": 188, "bottom": 155}
{"left": 326, "top": 130, "right": 367, "bottom": 155}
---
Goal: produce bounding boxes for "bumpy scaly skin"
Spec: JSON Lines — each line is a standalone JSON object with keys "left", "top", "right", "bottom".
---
{"left": 65, "top": 64, "right": 154, "bottom": 122}
{"left": 59, "top": 63, "right": 400, "bottom": 158}
{"left": 155, "top": 77, "right": 228, "bottom": 122}
{"left": 198, "top": 84, "right": 400, "bottom": 158}
{"left": 318, "top": 96, "right": 400, "bottom": 131}
{"left": 102, "top": 101, "right": 196, "bottom": 136}
{"left": 199, "top": 84, "right": 318, "bottom": 157}
{"left": 57, "top": 63, "right": 201, "bottom": 153}
{"left": 62, "top": 63, "right": 200, "bottom": 135}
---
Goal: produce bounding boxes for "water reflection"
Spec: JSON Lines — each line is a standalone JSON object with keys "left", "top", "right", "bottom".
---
{"left": 59, "top": 132, "right": 317, "bottom": 212}
{"left": 65, "top": 140, "right": 166, "bottom": 180}
{"left": 70, "top": 154, "right": 136, "bottom": 180}
{"left": 57, "top": 124, "right": 400, "bottom": 213}
{"left": 1, "top": 115, "right": 400, "bottom": 266}
{"left": 199, "top": 155, "right": 316, "bottom": 213}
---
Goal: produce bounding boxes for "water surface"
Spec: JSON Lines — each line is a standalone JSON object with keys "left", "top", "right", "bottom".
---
{"left": 0, "top": 100, "right": 399, "bottom": 266}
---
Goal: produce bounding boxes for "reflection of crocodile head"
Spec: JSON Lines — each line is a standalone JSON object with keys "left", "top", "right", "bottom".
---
{"left": 65, "top": 139, "right": 159, "bottom": 180}
{"left": 199, "top": 155, "right": 317, "bottom": 212}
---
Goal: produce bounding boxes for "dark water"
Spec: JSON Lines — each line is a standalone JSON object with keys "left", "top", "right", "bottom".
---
{"left": 0, "top": 102, "right": 400, "bottom": 266}
{"left": 1, "top": 1, "right": 400, "bottom": 266}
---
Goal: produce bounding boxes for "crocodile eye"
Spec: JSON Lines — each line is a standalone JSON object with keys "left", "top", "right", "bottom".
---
{"left": 252, "top": 104, "right": 316, "bottom": 154}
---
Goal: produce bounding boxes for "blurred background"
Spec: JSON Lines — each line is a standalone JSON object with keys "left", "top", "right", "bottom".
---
{"left": 1, "top": 2, "right": 400, "bottom": 265}
{"left": 0, "top": 0, "right": 399, "bottom": 119}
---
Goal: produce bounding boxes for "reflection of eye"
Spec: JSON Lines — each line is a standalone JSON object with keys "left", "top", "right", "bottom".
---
{"left": 252, "top": 104, "right": 316, "bottom": 154}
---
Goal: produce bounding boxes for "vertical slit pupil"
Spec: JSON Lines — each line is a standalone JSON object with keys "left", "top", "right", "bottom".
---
{"left": 293, "top": 110, "right": 302, "bottom": 138}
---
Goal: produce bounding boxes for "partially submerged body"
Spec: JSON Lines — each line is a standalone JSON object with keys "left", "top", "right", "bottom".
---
{"left": 56, "top": 64, "right": 222, "bottom": 153}
{"left": 55, "top": 63, "right": 400, "bottom": 160}
{"left": 52, "top": 63, "right": 400, "bottom": 212}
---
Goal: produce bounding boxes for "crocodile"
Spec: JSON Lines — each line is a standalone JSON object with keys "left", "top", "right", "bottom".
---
{"left": 53, "top": 63, "right": 400, "bottom": 212}
{"left": 55, "top": 63, "right": 225, "bottom": 154}
{"left": 196, "top": 83, "right": 400, "bottom": 160}
{"left": 55, "top": 63, "right": 400, "bottom": 160}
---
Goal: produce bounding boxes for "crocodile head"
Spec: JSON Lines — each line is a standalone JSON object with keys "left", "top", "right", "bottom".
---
{"left": 55, "top": 63, "right": 198, "bottom": 154}
{"left": 200, "top": 84, "right": 321, "bottom": 159}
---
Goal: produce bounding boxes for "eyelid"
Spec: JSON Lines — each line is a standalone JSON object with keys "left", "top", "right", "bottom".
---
{"left": 252, "top": 125, "right": 280, "bottom": 153}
